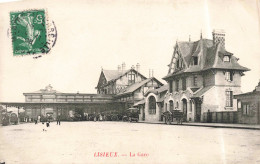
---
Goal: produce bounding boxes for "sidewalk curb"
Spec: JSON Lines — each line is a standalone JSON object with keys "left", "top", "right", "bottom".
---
{"left": 137, "top": 121, "right": 260, "bottom": 130}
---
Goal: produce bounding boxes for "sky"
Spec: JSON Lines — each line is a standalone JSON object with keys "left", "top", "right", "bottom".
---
{"left": 0, "top": 0, "right": 259, "bottom": 102}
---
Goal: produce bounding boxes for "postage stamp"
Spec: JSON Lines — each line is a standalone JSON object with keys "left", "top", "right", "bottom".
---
{"left": 10, "top": 9, "right": 56, "bottom": 56}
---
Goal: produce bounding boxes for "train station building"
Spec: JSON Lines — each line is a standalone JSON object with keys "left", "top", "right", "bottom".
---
{"left": 0, "top": 30, "right": 256, "bottom": 124}
{"left": 0, "top": 63, "right": 163, "bottom": 121}
{"left": 135, "top": 30, "right": 250, "bottom": 123}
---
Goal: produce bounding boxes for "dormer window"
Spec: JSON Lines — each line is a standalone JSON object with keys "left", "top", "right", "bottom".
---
{"left": 223, "top": 55, "right": 230, "bottom": 62}
{"left": 193, "top": 56, "right": 198, "bottom": 65}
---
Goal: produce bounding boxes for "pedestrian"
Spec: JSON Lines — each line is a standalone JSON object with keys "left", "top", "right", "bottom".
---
{"left": 207, "top": 109, "right": 212, "bottom": 123}
{"left": 42, "top": 122, "right": 46, "bottom": 131}
{"left": 46, "top": 121, "right": 50, "bottom": 128}
{"left": 100, "top": 114, "right": 102, "bottom": 121}
{"left": 94, "top": 112, "right": 96, "bottom": 122}
{"left": 34, "top": 118, "right": 37, "bottom": 124}
{"left": 57, "top": 115, "right": 61, "bottom": 125}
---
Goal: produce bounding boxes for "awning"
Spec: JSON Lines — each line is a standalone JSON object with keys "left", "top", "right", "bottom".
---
{"left": 133, "top": 99, "right": 145, "bottom": 107}
{"left": 156, "top": 97, "right": 165, "bottom": 103}
{"left": 191, "top": 86, "right": 213, "bottom": 98}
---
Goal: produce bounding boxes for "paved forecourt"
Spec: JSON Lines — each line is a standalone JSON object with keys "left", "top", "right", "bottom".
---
{"left": 0, "top": 122, "right": 260, "bottom": 164}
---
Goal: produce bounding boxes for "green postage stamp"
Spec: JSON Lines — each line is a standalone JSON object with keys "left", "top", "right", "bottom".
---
{"left": 10, "top": 9, "right": 57, "bottom": 56}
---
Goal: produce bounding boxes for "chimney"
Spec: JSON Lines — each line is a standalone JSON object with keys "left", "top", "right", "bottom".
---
{"left": 131, "top": 65, "right": 135, "bottom": 70}
{"left": 122, "top": 62, "right": 126, "bottom": 72}
{"left": 212, "top": 29, "right": 225, "bottom": 48}
{"left": 117, "top": 65, "right": 121, "bottom": 72}
{"left": 136, "top": 63, "right": 140, "bottom": 72}
{"left": 152, "top": 69, "right": 154, "bottom": 77}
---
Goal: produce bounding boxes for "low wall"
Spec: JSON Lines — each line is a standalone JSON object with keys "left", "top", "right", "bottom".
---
{"left": 202, "top": 111, "right": 238, "bottom": 123}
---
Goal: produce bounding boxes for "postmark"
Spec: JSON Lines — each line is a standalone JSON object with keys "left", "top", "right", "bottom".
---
{"left": 10, "top": 9, "right": 57, "bottom": 56}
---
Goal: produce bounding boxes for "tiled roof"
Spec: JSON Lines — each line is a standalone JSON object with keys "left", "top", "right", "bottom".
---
{"left": 203, "top": 45, "right": 250, "bottom": 71}
{"left": 102, "top": 69, "right": 147, "bottom": 83}
{"left": 144, "top": 84, "right": 168, "bottom": 96}
{"left": 164, "top": 39, "right": 250, "bottom": 79}
{"left": 156, "top": 96, "right": 165, "bottom": 103}
{"left": 102, "top": 69, "right": 128, "bottom": 82}
{"left": 155, "top": 84, "right": 168, "bottom": 93}
{"left": 133, "top": 99, "right": 145, "bottom": 106}
{"left": 116, "top": 77, "right": 163, "bottom": 96}
{"left": 234, "top": 91, "right": 260, "bottom": 97}
{"left": 191, "top": 86, "right": 213, "bottom": 98}
{"left": 234, "top": 84, "right": 260, "bottom": 97}
{"left": 234, "top": 91, "right": 260, "bottom": 98}
{"left": 190, "top": 87, "right": 200, "bottom": 93}
{"left": 177, "top": 42, "right": 195, "bottom": 66}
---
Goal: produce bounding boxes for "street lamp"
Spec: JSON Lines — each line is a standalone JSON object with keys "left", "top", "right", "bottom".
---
{"left": 17, "top": 107, "right": 20, "bottom": 124}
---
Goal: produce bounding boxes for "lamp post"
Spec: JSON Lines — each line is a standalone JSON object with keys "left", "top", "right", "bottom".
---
{"left": 17, "top": 107, "right": 20, "bottom": 124}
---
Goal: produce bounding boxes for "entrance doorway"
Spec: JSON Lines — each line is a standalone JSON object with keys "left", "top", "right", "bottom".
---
{"left": 182, "top": 99, "right": 187, "bottom": 122}
{"left": 141, "top": 106, "right": 145, "bottom": 121}
{"left": 195, "top": 100, "right": 201, "bottom": 122}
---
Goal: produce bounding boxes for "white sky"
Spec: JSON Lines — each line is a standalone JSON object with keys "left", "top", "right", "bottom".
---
{"left": 0, "top": 0, "right": 259, "bottom": 102}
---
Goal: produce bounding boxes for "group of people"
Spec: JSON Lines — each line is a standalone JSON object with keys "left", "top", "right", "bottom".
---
{"left": 34, "top": 115, "right": 61, "bottom": 131}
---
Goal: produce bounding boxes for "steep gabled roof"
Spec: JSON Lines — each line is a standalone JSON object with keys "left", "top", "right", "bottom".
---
{"left": 116, "top": 77, "right": 163, "bottom": 96}
{"left": 203, "top": 44, "right": 250, "bottom": 71}
{"left": 177, "top": 41, "right": 195, "bottom": 67}
{"left": 102, "top": 69, "right": 128, "bottom": 82}
{"left": 155, "top": 84, "right": 168, "bottom": 93}
{"left": 163, "top": 38, "right": 250, "bottom": 80}
{"left": 102, "top": 68, "right": 147, "bottom": 83}
{"left": 144, "top": 84, "right": 168, "bottom": 96}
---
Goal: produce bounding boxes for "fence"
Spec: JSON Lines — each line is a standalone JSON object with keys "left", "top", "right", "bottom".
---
{"left": 202, "top": 111, "right": 238, "bottom": 123}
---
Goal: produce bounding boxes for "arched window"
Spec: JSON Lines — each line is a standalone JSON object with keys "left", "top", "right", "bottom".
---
{"left": 169, "top": 100, "right": 174, "bottom": 111}
{"left": 148, "top": 96, "right": 156, "bottom": 114}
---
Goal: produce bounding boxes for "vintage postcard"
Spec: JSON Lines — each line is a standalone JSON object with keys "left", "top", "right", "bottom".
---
{"left": 0, "top": 0, "right": 260, "bottom": 163}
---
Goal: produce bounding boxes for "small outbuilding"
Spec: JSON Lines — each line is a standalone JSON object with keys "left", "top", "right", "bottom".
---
{"left": 234, "top": 81, "right": 260, "bottom": 124}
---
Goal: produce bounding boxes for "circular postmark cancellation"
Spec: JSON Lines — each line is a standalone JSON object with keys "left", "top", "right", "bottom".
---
{"left": 9, "top": 9, "right": 57, "bottom": 57}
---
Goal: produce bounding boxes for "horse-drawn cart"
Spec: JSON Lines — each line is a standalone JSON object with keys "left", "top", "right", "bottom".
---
{"left": 123, "top": 108, "right": 139, "bottom": 122}
{"left": 162, "top": 110, "right": 183, "bottom": 125}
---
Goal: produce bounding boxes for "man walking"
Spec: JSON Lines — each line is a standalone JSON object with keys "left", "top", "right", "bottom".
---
{"left": 57, "top": 114, "right": 61, "bottom": 125}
